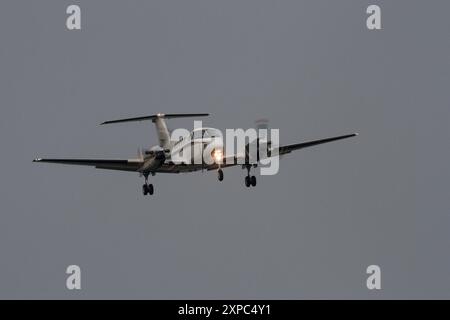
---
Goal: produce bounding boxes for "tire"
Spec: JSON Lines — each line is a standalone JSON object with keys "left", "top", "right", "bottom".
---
{"left": 148, "top": 184, "right": 154, "bottom": 195}
{"left": 142, "top": 184, "right": 148, "bottom": 195}
{"left": 245, "top": 176, "right": 251, "bottom": 187}
{"left": 251, "top": 175, "right": 256, "bottom": 187}
{"left": 218, "top": 169, "right": 224, "bottom": 181}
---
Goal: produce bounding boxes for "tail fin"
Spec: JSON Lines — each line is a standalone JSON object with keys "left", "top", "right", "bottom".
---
{"left": 100, "top": 113, "right": 209, "bottom": 149}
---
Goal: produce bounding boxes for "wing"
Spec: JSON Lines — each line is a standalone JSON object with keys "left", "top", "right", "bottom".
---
{"left": 155, "top": 157, "right": 239, "bottom": 173}
{"left": 33, "top": 134, "right": 356, "bottom": 173}
{"left": 33, "top": 158, "right": 143, "bottom": 172}
{"left": 276, "top": 133, "right": 358, "bottom": 156}
{"left": 155, "top": 133, "right": 358, "bottom": 173}
{"left": 32, "top": 157, "right": 234, "bottom": 173}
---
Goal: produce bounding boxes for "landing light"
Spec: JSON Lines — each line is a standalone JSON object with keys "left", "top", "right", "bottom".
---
{"left": 212, "top": 149, "right": 223, "bottom": 163}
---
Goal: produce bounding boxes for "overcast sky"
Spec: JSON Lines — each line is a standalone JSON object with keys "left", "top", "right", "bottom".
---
{"left": 0, "top": 0, "right": 449, "bottom": 299}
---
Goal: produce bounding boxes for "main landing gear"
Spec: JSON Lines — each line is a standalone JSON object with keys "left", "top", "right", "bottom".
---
{"left": 142, "top": 173, "right": 154, "bottom": 196}
{"left": 244, "top": 165, "right": 257, "bottom": 188}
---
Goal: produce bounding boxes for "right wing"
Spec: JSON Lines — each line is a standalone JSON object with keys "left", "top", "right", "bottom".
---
{"left": 32, "top": 157, "right": 235, "bottom": 173}
{"left": 33, "top": 158, "right": 143, "bottom": 172}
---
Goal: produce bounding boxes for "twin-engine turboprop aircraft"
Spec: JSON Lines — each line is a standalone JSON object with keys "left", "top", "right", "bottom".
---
{"left": 33, "top": 113, "right": 357, "bottom": 196}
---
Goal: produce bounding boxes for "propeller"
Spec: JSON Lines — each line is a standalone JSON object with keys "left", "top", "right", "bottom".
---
{"left": 255, "top": 118, "right": 270, "bottom": 142}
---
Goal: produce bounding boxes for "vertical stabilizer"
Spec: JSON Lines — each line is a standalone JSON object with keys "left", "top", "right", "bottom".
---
{"left": 152, "top": 115, "right": 171, "bottom": 149}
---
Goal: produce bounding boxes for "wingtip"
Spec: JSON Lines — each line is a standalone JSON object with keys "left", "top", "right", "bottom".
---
{"left": 33, "top": 158, "right": 41, "bottom": 162}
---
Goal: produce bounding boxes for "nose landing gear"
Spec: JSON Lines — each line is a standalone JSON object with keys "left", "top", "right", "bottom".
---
{"left": 217, "top": 168, "right": 224, "bottom": 181}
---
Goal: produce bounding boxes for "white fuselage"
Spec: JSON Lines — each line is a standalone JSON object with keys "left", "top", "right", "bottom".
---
{"left": 169, "top": 127, "right": 223, "bottom": 165}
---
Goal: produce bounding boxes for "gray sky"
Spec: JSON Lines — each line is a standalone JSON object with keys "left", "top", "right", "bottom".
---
{"left": 0, "top": 0, "right": 449, "bottom": 299}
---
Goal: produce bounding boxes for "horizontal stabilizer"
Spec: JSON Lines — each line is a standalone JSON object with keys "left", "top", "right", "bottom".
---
{"left": 100, "top": 113, "right": 209, "bottom": 125}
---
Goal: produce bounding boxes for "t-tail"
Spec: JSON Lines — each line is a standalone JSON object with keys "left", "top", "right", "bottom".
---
{"left": 100, "top": 113, "right": 209, "bottom": 150}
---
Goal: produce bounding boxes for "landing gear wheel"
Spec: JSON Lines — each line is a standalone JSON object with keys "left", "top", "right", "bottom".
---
{"left": 218, "top": 169, "right": 224, "bottom": 181}
{"left": 245, "top": 176, "right": 251, "bottom": 187}
{"left": 148, "top": 184, "right": 154, "bottom": 195}
{"left": 142, "top": 184, "right": 148, "bottom": 195}
{"left": 251, "top": 175, "right": 256, "bottom": 187}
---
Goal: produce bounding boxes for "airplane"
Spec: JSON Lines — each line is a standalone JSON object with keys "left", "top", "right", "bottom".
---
{"left": 33, "top": 113, "right": 357, "bottom": 196}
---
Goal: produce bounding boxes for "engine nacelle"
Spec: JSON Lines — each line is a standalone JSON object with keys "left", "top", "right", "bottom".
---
{"left": 140, "top": 149, "right": 166, "bottom": 172}
{"left": 245, "top": 138, "right": 271, "bottom": 164}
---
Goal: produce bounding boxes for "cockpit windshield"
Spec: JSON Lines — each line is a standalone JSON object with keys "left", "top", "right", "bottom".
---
{"left": 190, "top": 128, "right": 222, "bottom": 139}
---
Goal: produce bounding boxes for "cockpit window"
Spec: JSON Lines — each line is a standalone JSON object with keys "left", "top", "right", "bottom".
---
{"left": 190, "top": 128, "right": 222, "bottom": 140}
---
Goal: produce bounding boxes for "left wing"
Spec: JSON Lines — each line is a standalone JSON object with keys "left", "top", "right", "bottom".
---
{"left": 276, "top": 133, "right": 358, "bottom": 156}
{"left": 33, "top": 158, "right": 143, "bottom": 172}
{"left": 156, "top": 133, "right": 358, "bottom": 173}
